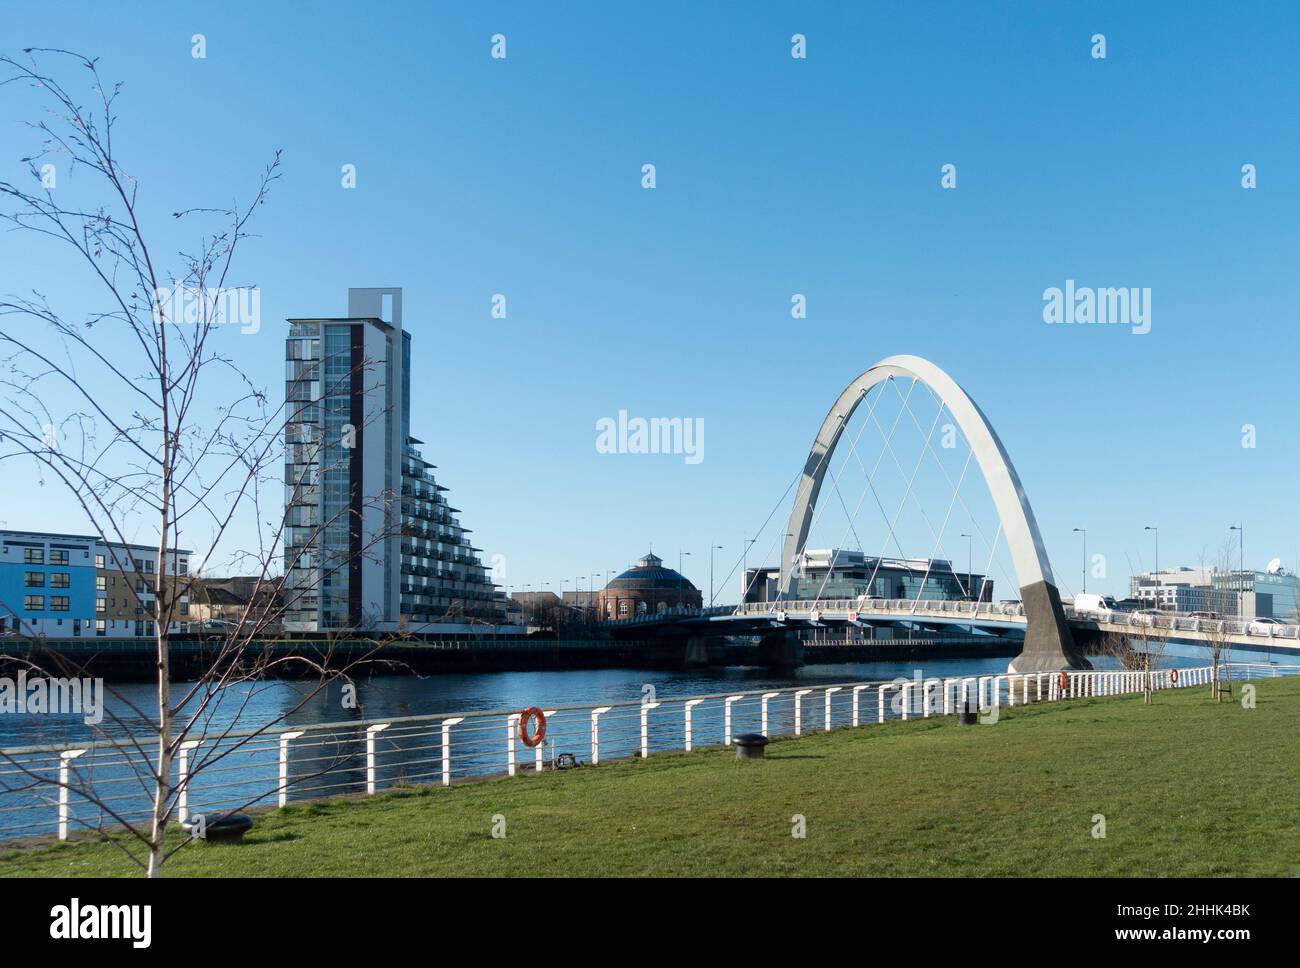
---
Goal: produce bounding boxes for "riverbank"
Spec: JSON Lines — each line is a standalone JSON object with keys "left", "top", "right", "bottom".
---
{"left": 4, "top": 675, "right": 1296, "bottom": 877}
{"left": 0, "top": 633, "right": 1017, "bottom": 680}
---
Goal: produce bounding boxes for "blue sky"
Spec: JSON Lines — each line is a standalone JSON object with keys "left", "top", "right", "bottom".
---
{"left": 1, "top": 1, "right": 1297, "bottom": 602}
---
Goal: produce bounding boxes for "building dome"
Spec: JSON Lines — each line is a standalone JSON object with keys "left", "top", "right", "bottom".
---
{"left": 599, "top": 552, "right": 702, "bottom": 620}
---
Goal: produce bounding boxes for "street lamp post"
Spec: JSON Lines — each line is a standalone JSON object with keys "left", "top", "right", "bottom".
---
{"left": 1073, "top": 528, "right": 1087, "bottom": 594}
{"left": 678, "top": 551, "right": 691, "bottom": 607}
{"left": 1144, "top": 526, "right": 1159, "bottom": 611}
{"left": 960, "top": 533, "right": 973, "bottom": 600}
{"left": 1230, "top": 524, "right": 1244, "bottom": 617}
{"left": 780, "top": 532, "right": 795, "bottom": 603}
{"left": 742, "top": 538, "right": 756, "bottom": 604}
{"left": 709, "top": 544, "right": 723, "bottom": 606}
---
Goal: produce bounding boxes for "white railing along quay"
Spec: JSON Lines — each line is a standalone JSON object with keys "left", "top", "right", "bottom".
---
{"left": 0, "top": 663, "right": 1292, "bottom": 844}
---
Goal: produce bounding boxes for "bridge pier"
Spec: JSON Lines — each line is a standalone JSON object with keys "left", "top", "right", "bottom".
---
{"left": 684, "top": 636, "right": 711, "bottom": 667}
{"left": 1008, "top": 580, "right": 1091, "bottom": 673}
{"left": 756, "top": 631, "right": 804, "bottom": 669}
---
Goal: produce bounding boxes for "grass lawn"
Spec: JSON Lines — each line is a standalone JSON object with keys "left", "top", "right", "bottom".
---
{"left": 3, "top": 677, "right": 1297, "bottom": 877}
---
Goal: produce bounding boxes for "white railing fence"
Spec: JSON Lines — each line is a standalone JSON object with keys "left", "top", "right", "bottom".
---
{"left": 730, "top": 597, "right": 1300, "bottom": 641}
{"left": 1, "top": 662, "right": 1293, "bottom": 844}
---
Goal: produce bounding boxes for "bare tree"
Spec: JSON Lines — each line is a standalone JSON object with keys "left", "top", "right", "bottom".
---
{"left": 1198, "top": 538, "right": 1237, "bottom": 702}
{"left": 0, "top": 50, "right": 400, "bottom": 875}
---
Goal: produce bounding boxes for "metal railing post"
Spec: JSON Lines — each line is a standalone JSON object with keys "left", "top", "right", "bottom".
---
{"left": 177, "top": 740, "right": 200, "bottom": 824}
{"left": 761, "top": 692, "right": 780, "bottom": 735}
{"left": 441, "top": 717, "right": 464, "bottom": 786}
{"left": 640, "top": 702, "right": 661, "bottom": 758}
{"left": 590, "top": 707, "right": 611, "bottom": 764}
{"left": 684, "top": 699, "right": 703, "bottom": 751}
{"left": 852, "top": 685, "right": 869, "bottom": 726}
{"left": 506, "top": 714, "right": 520, "bottom": 777}
{"left": 824, "top": 687, "right": 842, "bottom": 731}
{"left": 278, "top": 730, "right": 304, "bottom": 808}
{"left": 794, "top": 689, "right": 812, "bottom": 735}
{"left": 366, "top": 723, "right": 390, "bottom": 794}
{"left": 57, "top": 749, "right": 86, "bottom": 841}
{"left": 724, "top": 695, "right": 744, "bottom": 744}
{"left": 535, "top": 710, "right": 556, "bottom": 772}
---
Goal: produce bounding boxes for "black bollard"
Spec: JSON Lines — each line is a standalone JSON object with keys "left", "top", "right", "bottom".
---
{"left": 732, "top": 733, "right": 770, "bottom": 759}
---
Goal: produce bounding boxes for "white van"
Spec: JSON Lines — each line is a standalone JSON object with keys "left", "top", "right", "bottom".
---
{"left": 1072, "top": 593, "right": 1113, "bottom": 617}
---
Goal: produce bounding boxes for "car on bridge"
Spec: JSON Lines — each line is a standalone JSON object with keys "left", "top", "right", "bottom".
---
{"left": 1072, "top": 593, "right": 1118, "bottom": 618}
{"left": 1249, "top": 617, "right": 1284, "bottom": 636}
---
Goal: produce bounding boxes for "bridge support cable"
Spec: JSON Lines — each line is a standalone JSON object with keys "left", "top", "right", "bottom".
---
{"left": 784, "top": 381, "right": 898, "bottom": 604}
{"left": 912, "top": 445, "right": 976, "bottom": 610}
{"left": 807, "top": 385, "right": 904, "bottom": 604}
{"left": 891, "top": 377, "right": 1021, "bottom": 605}
{"left": 711, "top": 463, "right": 805, "bottom": 606}
{"left": 859, "top": 381, "right": 948, "bottom": 604}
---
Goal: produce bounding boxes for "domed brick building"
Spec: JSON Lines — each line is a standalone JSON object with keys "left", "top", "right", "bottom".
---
{"left": 599, "top": 552, "right": 702, "bottom": 620}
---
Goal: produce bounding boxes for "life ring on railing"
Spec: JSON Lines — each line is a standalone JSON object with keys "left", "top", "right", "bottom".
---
{"left": 518, "top": 707, "right": 547, "bottom": 748}
{"left": 1169, "top": 668, "right": 1179, "bottom": 684}
{"left": 1057, "top": 671, "right": 1069, "bottom": 693}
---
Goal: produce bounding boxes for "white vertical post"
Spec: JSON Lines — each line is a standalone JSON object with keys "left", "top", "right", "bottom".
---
{"left": 852, "top": 685, "right": 869, "bottom": 726}
{"left": 794, "top": 689, "right": 812, "bottom": 735}
{"left": 901, "top": 682, "right": 912, "bottom": 721}
{"left": 684, "top": 699, "right": 704, "bottom": 751}
{"left": 1023, "top": 675, "right": 1030, "bottom": 704}
{"left": 366, "top": 723, "right": 390, "bottom": 794}
{"left": 724, "top": 695, "right": 744, "bottom": 744}
{"left": 1037, "top": 674, "right": 1044, "bottom": 701}
{"left": 534, "top": 710, "right": 556, "bottom": 772}
{"left": 1007, "top": 675, "right": 1016, "bottom": 707}
{"left": 824, "top": 687, "right": 842, "bottom": 731}
{"left": 922, "top": 680, "right": 938, "bottom": 717}
{"left": 878, "top": 685, "right": 888, "bottom": 724}
{"left": 278, "top": 731, "right": 304, "bottom": 808}
{"left": 761, "top": 692, "right": 779, "bottom": 735}
{"left": 177, "top": 740, "right": 200, "bottom": 824}
{"left": 57, "top": 749, "right": 86, "bottom": 841}
{"left": 441, "top": 717, "right": 464, "bottom": 786}
{"left": 590, "top": 707, "right": 611, "bottom": 764}
{"left": 943, "top": 679, "right": 955, "bottom": 714}
{"left": 640, "top": 702, "right": 661, "bottom": 758}
{"left": 977, "top": 676, "right": 990, "bottom": 711}
{"left": 506, "top": 714, "right": 520, "bottom": 777}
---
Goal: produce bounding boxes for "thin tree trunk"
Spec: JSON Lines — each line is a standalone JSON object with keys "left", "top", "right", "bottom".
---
{"left": 148, "top": 400, "right": 173, "bottom": 877}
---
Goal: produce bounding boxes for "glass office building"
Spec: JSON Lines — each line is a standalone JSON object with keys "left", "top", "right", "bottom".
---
{"left": 744, "top": 549, "right": 989, "bottom": 604}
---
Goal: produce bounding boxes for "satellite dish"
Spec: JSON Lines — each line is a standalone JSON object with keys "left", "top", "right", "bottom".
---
{"left": 1266, "top": 557, "right": 1282, "bottom": 574}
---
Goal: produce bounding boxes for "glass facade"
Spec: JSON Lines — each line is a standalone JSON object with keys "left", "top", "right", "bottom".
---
{"left": 283, "top": 306, "right": 508, "bottom": 632}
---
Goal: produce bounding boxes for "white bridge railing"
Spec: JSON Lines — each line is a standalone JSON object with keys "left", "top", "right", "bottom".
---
{"left": 0, "top": 663, "right": 1292, "bottom": 844}
{"left": 729, "top": 598, "right": 1300, "bottom": 641}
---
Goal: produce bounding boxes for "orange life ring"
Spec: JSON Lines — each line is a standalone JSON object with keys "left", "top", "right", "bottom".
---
{"left": 518, "top": 707, "right": 547, "bottom": 748}
{"left": 1058, "top": 671, "right": 1069, "bottom": 692}
{"left": 1169, "top": 668, "right": 1179, "bottom": 684}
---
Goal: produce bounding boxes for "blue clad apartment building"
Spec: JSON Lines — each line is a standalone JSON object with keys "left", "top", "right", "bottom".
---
{"left": 0, "top": 530, "right": 191, "bottom": 638}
